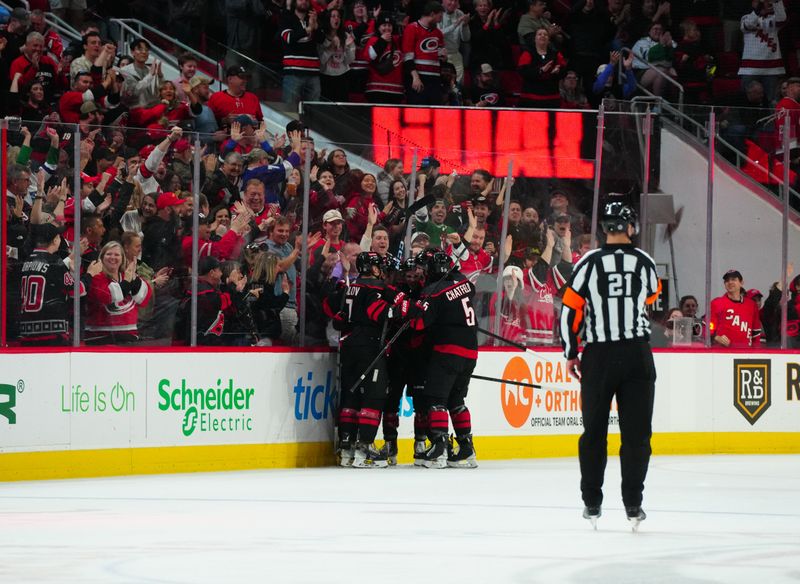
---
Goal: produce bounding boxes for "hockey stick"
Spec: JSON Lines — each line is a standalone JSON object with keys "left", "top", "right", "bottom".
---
{"left": 477, "top": 327, "right": 552, "bottom": 361}
{"left": 470, "top": 373, "right": 541, "bottom": 389}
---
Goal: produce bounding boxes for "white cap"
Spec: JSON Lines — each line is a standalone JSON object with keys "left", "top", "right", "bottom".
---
{"left": 502, "top": 265, "right": 524, "bottom": 289}
{"left": 322, "top": 209, "right": 344, "bottom": 223}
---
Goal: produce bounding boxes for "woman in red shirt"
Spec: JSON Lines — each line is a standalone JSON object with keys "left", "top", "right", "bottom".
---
{"left": 86, "top": 241, "right": 152, "bottom": 345}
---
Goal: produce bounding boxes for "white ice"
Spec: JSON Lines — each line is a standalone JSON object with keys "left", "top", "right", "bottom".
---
{"left": 1, "top": 455, "right": 799, "bottom": 584}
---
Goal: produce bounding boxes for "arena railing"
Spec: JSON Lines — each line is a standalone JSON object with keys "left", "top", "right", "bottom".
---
{"left": 108, "top": 18, "right": 225, "bottom": 93}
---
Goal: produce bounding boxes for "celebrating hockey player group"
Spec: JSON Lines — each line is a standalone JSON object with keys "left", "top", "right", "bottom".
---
{"left": 325, "top": 247, "right": 478, "bottom": 469}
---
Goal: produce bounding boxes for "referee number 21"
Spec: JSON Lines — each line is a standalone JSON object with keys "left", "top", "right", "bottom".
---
{"left": 608, "top": 273, "right": 633, "bottom": 297}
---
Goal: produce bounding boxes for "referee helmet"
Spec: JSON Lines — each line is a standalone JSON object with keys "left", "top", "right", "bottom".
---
{"left": 600, "top": 200, "right": 639, "bottom": 235}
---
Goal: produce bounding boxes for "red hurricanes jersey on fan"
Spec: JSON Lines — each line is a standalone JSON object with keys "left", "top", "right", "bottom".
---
{"left": 346, "top": 19, "right": 375, "bottom": 72}
{"left": 86, "top": 273, "right": 152, "bottom": 335}
{"left": 401, "top": 21, "right": 445, "bottom": 77}
{"left": 709, "top": 294, "right": 762, "bottom": 347}
{"left": 459, "top": 247, "right": 493, "bottom": 282}
{"left": 523, "top": 265, "right": 558, "bottom": 345}
{"left": 207, "top": 90, "right": 263, "bottom": 126}
{"left": 365, "top": 34, "right": 403, "bottom": 95}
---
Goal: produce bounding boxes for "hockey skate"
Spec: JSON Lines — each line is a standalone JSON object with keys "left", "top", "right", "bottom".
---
{"left": 419, "top": 436, "right": 448, "bottom": 469}
{"left": 625, "top": 506, "right": 646, "bottom": 532}
{"left": 413, "top": 439, "right": 428, "bottom": 467}
{"left": 379, "top": 439, "right": 398, "bottom": 466}
{"left": 582, "top": 505, "right": 602, "bottom": 530}
{"left": 446, "top": 434, "right": 478, "bottom": 468}
{"left": 336, "top": 435, "right": 355, "bottom": 468}
{"left": 352, "top": 442, "right": 389, "bottom": 468}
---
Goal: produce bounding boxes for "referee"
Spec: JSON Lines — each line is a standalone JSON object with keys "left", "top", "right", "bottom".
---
{"left": 559, "top": 201, "right": 660, "bottom": 530}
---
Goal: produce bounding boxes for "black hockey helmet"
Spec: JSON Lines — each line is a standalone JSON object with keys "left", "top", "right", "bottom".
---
{"left": 600, "top": 199, "right": 639, "bottom": 235}
{"left": 427, "top": 251, "right": 451, "bottom": 276}
{"left": 380, "top": 254, "right": 399, "bottom": 273}
{"left": 414, "top": 247, "right": 441, "bottom": 268}
{"left": 356, "top": 251, "right": 383, "bottom": 276}
{"left": 399, "top": 257, "right": 417, "bottom": 271}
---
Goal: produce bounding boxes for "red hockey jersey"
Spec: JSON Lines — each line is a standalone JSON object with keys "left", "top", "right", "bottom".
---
{"left": 365, "top": 34, "right": 403, "bottom": 95}
{"left": 709, "top": 294, "right": 762, "bottom": 347}
{"left": 401, "top": 21, "right": 445, "bottom": 77}
{"left": 86, "top": 273, "right": 152, "bottom": 335}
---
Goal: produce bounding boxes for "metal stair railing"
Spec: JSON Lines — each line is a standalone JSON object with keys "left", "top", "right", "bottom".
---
{"left": 628, "top": 51, "right": 685, "bottom": 113}
{"left": 108, "top": 18, "right": 224, "bottom": 91}
{"left": 625, "top": 96, "right": 800, "bottom": 209}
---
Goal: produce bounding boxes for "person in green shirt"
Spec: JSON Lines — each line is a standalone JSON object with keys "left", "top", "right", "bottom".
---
{"left": 416, "top": 199, "right": 455, "bottom": 249}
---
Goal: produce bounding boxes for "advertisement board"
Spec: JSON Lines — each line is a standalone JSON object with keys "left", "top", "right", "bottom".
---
{"left": 1, "top": 349, "right": 798, "bottom": 480}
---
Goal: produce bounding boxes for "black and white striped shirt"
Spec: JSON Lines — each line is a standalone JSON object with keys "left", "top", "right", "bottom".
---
{"left": 560, "top": 243, "right": 661, "bottom": 359}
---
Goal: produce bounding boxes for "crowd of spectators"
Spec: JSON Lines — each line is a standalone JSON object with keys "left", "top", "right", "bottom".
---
{"left": 1, "top": 0, "right": 800, "bottom": 348}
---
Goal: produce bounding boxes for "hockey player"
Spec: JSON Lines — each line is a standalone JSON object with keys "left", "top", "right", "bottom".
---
{"left": 410, "top": 249, "right": 478, "bottom": 468}
{"left": 337, "top": 251, "right": 406, "bottom": 468}
{"left": 381, "top": 256, "right": 429, "bottom": 465}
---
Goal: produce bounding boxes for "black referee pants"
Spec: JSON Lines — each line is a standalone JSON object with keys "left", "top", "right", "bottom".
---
{"left": 578, "top": 339, "right": 656, "bottom": 509}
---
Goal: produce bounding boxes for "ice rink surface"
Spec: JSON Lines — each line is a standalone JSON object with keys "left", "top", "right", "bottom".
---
{"left": 1, "top": 454, "right": 798, "bottom": 584}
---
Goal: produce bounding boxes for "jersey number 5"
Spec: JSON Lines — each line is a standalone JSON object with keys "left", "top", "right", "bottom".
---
{"left": 608, "top": 273, "right": 633, "bottom": 297}
{"left": 461, "top": 297, "right": 476, "bottom": 326}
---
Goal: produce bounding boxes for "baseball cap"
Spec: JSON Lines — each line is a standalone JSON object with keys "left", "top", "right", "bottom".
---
{"left": 472, "top": 195, "right": 489, "bottom": 206}
{"left": 746, "top": 288, "right": 763, "bottom": 300}
{"left": 723, "top": 269, "right": 743, "bottom": 281}
{"left": 156, "top": 191, "right": 184, "bottom": 210}
{"left": 189, "top": 75, "right": 211, "bottom": 89}
{"left": 502, "top": 265, "right": 524, "bottom": 288}
{"left": 31, "top": 222, "right": 64, "bottom": 243}
{"left": 234, "top": 114, "right": 256, "bottom": 127}
{"left": 173, "top": 139, "right": 191, "bottom": 153}
{"left": 550, "top": 190, "right": 569, "bottom": 200}
{"left": 10, "top": 7, "right": 30, "bottom": 24}
{"left": 376, "top": 14, "right": 394, "bottom": 27}
{"left": 479, "top": 63, "right": 493, "bottom": 74}
{"left": 80, "top": 101, "right": 98, "bottom": 115}
{"left": 198, "top": 255, "right": 221, "bottom": 276}
{"left": 226, "top": 65, "right": 250, "bottom": 78}
{"left": 80, "top": 172, "right": 101, "bottom": 185}
{"left": 526, "top": 247, "right": 542, "bottom": 257}
{"left": 411, "top": 231, "right": 430, "bottom": 246}
{"left": 322, "top": 209, "right": 344, "bottom": 223}
{"left": 139, "top": 144, "right": 156, "bottom": 159}
{"left": 554, "top": 213, "right": 571, "bottom": 223}
{"left": 419, "top": 156, "right": 440, "bottom": 170}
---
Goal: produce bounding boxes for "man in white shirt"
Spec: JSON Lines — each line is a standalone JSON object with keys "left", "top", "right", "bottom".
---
{"left": 438, "top": 0, "right": 470, "bottom": 84}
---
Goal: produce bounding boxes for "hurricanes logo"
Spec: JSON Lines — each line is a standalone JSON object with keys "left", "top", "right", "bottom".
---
{"left": 420, "top": 38, "right": 439, "bottom": 53}
{"left": 482, "top": 92, "right": 499, "bottom": 105}
{"left": 500, "top": 357, "right": 533, "bottom": 427}
{"left": 392, "top": 50, "right": 402, "bottom": 67}
{"left": 182, "top": 406, "right": 198, "bottom": 436}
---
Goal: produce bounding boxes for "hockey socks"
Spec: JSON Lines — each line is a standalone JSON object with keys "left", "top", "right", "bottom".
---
{"left": 413, "top": 412, "right": 428, "bottom": 441}
{"left": 449, "top": 405, "right": 472, "bottom": 437}
{"left": 357, "top": 408, "right": 382, "bottom": 444}
{"left": 382, "top": 412, "right": 399, "bottom": 441}
{"left": 338, "top": 408, "right": 358, "bottom": 443}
